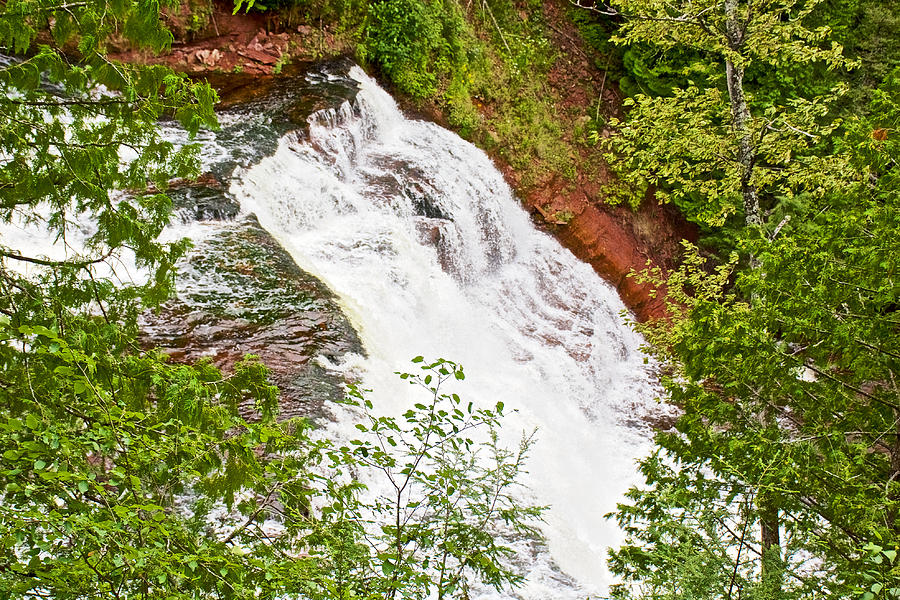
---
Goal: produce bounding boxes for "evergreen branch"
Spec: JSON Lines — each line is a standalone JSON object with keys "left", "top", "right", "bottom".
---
{"left": 3, "top": 98, "right": 131, "bottom": 107}
{"left": 568, "top": 0, "right": 719, "bottom": 31}
{"left": 797, "top": 357, "right": 896, "bottom": 408}
{"left": 0, "top": 1, "right": 87, "bottom": 17}
{"left": 0, "top": 248, "right": 114, "bottom": 268}
{"left": 222, "top": 482, "right": 281, "bottom": 544}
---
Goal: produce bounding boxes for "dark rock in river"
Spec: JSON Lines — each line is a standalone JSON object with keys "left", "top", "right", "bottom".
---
{"left": 141, "top": 213, "right": 363, "bottom": 421}
{"left": 170, "top": 184, "right": 241, "bottom": 223}
{"left": 141, "top": 59, "right": 368, "bottom": 423}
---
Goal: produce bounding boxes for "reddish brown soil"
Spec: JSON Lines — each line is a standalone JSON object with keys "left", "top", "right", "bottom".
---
{"left": 520, "top": 0, "right": 696, "bottom": 321}
{"left": 112, "top": 0, "right": 348, "bottom": 76}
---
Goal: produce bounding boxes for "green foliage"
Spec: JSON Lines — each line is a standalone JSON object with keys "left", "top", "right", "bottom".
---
{"left": 610, "top": 73, "right": 900, "bottom": 598}
{"left": 600, "top": 0, "right": 851, "bottom": 229}
{"left": 0, "top": 334, "right": 541, "bottom": 597}
{"left": 0, "top": 0, "right": 541, "bottom": 597}
{"left": 0, "top": 319, "right": 312, "bottom": 598}
{"left": 847, "top": 1, "right": 900, "bottom": 92}
{"left": 608, "top": 0, "right": 847, "bottom": 73}
{"left": 609, "top": 450, "right": 804, "bottom": 599}
{"left": 800, "top": 0, "right": 900, "bottom": 111}
{"left": 1, "top": 0, "right": 218, "bottom": 318}
{"left": 310, "top": 358, "right": 543, "bottom": 599}
{"left": 356, "top": 0, "right": 553, "bottom": 100}
{"left": 619, "top": 45, "right": 713, "bottom": 98}
{"left": 600, "top": 0, "right": 900, "bottom": 114}
{"left": 445, "top": 64, "right": 483, "bottom": 136}
{"left": 860, "top": 543, "right": 900, "bottom": 600}
{"left": 601, "top": 85, "right": 848, "bottom": 225}
{"left": 568, "top": 5, "right": 619, "bottom": 58}
{"left": 0, "top": 2, "right": 293, "bottom": 587}
{"left": 492, "top": 86, "right": 573, "bottom": 180}
{"left": 359, "top": 0, "right": 471, "bottom": 98}
{"left": 576, "top": 1, "right": 900, "bottom": 597}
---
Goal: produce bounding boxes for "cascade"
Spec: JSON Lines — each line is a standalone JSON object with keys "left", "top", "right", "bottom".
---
{"left": 230, "top": 65, "right": 662, "bottom": 598}
{"left": 0, "top": 57, "right": 664, "bottom": 597}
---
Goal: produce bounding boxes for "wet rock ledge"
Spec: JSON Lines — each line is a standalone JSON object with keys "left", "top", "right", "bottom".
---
{"left": 141, "top": 184, "right": 362, "bottom": 421}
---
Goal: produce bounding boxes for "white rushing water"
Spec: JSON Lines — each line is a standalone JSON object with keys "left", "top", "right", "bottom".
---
{"left": 230, "top": 66, "right": 662, "bottom": 598}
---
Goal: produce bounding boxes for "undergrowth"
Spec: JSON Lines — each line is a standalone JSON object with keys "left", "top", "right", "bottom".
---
{"left": 239, "top": 0, "right": 585, "bottom": 189}
{"left": 357, "top": 0, "right": 575, "bottom": 187}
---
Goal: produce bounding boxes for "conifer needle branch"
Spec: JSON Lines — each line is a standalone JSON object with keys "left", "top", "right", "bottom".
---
{"left": 0, "top": 248, "right": 113, "bottom": 268}
{"left": 3, "top": 98, "right": 130, "bottom": 107}
{"left": 0, "top": 1, "right": 87, "bottom": 17}
{"left": 567, "top": 0, "right": 714, "bottom": 28}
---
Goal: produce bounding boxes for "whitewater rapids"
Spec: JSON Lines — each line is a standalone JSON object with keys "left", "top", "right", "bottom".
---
{"left": 230, "top": 65, "right": 662, "bottom": 598}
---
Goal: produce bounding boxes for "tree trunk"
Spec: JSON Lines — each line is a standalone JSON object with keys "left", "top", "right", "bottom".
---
{"left": 759, "top": 497, "right": 782, "bottom": 586}
{"left": 889, "top": 402, "right": 900, "bottom": 530}
{"left": 724, "top": 0, "right": 762, "bottom": 230}
{"left": 726, "top": 40, "right": 769, "bottom": 588}
{"left": 757, "top": 404, "right": 783, "bottom": 589}
{"left": 731, "top": 0, "right": 779, "bottom": 573}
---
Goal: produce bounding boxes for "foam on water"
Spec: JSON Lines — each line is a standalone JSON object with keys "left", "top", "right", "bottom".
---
{"left": 231, "top": 66, "right": 661, "bottom": 598}
{"left": 0, "top": 60, "right": 661, "bottom": 596}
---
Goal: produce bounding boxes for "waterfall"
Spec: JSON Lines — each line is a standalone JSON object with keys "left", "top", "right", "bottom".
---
{"left": 0, "top": 55, "right": 662, "bottom": 596}
{"left": 230, "top": 66, "right": 662, "bottom": 598}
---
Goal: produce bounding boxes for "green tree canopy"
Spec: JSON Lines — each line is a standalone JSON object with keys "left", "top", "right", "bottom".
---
{"left": 597, "top": 0, "right": 851, "bottom": 230}
{"left": 609, "top": 70, "right": 900, "bottom": 599}
{"left": 1, "top": 0, "right": 218, "bottom": 323}
{"left": 0, "top": 1, "right": 542, "bottom": 598}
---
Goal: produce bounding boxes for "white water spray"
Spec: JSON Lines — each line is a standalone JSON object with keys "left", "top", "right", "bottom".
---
{"left": 231, "top": 66, "right": 659, "bottom": 598}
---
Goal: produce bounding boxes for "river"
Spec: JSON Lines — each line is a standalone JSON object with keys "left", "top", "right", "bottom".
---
{"left": 1, "top": 58, "right": 663, "bottom": 599}
{"left": 226, "top": 63, "right": 662, "bottom": 598}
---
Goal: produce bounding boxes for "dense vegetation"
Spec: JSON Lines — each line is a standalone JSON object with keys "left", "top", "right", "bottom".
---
{"left": 301, "top": 0, "right": 898, "bottom": 595}
{"left": 1, "top": 0, "right": 898, "bottom": 597}
{"left": 0, "top": 0, "right": 540, "bottom": 597}
{"left": 583, "top": 0, "right": 900, "bottom": 598}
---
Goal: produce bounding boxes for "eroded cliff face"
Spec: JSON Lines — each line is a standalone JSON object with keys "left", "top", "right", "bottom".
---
{"left": 521, "top": 179, "right": 696, "bottom": 322}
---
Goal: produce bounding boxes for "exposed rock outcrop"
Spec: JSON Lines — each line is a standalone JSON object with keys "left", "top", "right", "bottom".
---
{"left": 141, "top": 190, "right": 362, "bottom": 420}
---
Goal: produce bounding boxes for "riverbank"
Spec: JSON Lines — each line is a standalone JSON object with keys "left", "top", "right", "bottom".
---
{"left": 115, "top": 0, "right": 694, "bottom": 322}
{"left": 395, "top": 0, "right": 696, "bottom": 321}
